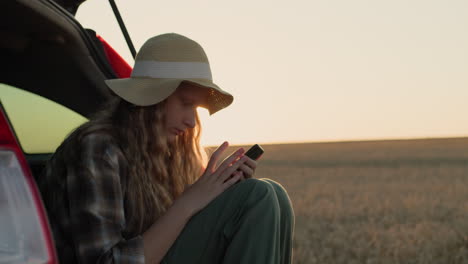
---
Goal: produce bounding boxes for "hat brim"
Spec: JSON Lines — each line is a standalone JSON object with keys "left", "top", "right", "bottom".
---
{"left": 104, "top": 77, "right": 233, "bottom": 115}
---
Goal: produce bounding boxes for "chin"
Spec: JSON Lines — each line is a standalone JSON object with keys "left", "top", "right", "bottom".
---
{"left": 167, "top": 134, "right": 178, "bottom": 144}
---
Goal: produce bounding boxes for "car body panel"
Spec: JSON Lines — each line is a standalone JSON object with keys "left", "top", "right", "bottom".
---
{"left": 0, "top": 83, "right": 88, "bottom": 154}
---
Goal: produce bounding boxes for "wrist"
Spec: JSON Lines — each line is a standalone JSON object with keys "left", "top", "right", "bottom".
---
{"left": 171, "top": 196, "right": 195, "bottom": 220}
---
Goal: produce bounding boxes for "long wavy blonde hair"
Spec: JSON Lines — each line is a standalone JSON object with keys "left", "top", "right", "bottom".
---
{"left": 43, "top": 96, "right": 207, "bottom": 237}
{"left": 111, "top": 97, "right": 207, "bottom": 236}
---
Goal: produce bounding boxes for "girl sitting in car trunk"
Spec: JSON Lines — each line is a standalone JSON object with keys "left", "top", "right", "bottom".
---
{"left": 39, "top": 33, "right": 294, "bottom": 264}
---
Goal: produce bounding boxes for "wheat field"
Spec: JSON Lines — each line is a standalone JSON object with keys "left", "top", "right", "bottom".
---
{"left": 220, "top": 137, "right": 468, "bottom": 264}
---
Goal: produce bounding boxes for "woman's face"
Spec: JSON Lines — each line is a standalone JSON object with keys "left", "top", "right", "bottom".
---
{"left": 164, "top": 82, "right": 209, "bottom": 141}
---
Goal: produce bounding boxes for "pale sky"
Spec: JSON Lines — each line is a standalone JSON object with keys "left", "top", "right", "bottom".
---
{"left": 76, "top": 0, "right": 468, "bottom": 146}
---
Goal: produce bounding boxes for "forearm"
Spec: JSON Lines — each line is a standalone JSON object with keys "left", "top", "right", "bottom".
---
{"left": 142, "top": 199, "right": 193, "bottom": 264}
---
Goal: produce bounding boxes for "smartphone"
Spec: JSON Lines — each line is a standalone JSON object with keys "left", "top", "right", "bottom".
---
{"left": 244, "top": 144, "right": 264, "bottom": 161}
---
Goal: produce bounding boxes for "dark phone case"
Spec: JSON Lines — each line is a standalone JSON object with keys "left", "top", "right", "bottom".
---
{"left": 244, "top": 144, "right": 264, "bottom": 160}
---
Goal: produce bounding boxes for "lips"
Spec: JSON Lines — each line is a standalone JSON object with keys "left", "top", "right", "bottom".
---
{"left": 172, "top": 128, "right": 184, "bottom": 136}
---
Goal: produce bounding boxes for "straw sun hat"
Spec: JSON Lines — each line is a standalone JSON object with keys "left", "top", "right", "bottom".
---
{"left": 105, "top": 33, "right": 233, "bottom": 115}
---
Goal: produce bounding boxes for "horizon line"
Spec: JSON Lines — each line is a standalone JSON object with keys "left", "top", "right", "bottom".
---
{"left": 203, "top": 135, "right": 468, "bottom": 148}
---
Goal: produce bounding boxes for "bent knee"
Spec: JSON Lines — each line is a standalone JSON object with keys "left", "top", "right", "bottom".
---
{"left": 235, "top": 178, "right": 277, "bottom": 201}
{"left": 259, "top": 178, "right": 290, "bottom": 199}
{"left": 237, "top": 178, "right": 275, "bottom": 192}
{"left": 259, "top": 179, "right": 295, "bottom": 218}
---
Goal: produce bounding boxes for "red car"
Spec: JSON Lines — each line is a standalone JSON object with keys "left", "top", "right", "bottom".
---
{"left": 0, "top": 0, "right": 132, "bottom": 263}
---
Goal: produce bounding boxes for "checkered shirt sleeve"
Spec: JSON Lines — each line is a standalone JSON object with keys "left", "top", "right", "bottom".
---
{"left": 67, "top": 134, "right": 145, "bottom": 264}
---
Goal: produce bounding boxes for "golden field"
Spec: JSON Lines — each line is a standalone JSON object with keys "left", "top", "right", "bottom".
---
{"left": 223, "top": 137, "right": 468, "bottom": 264}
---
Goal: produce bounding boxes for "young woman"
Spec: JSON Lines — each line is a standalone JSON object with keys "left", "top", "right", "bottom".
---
{"left": 39, "top": 33, "right": 295, "bottom": 264}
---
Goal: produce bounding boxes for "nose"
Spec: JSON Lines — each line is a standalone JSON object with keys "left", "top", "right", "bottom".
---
{"left": 183, "top": 111, "right": 196, "bottom": 129}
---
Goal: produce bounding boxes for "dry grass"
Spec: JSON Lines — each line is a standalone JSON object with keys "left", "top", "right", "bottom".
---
{"left": 216, "top": 137, "right": 468, "bottom": 264}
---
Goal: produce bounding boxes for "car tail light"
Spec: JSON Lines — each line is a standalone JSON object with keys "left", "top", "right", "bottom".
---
{"left": 0, "top": 107, "right": 58, "bottom": 264}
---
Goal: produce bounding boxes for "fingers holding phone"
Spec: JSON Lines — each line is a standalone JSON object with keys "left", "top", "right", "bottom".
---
{"left": 236, "top": 144, "right": 264, "bottom": 180}
{"left": 238, "top": 162, "right": 255, "bottom": 179}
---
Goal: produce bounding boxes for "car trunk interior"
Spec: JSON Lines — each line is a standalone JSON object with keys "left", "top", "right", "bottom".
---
{"left": 0, "top": 0, "right": 118, "bottom": 179}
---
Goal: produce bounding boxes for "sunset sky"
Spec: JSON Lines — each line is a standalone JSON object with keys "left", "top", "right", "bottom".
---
{"left": 76, "top": 0, "right": 468, "bottom": 146}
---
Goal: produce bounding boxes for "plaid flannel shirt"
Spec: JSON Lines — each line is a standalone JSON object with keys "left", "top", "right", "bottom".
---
{"left": 40, "top": 133, "right": 145, "bottom": 264}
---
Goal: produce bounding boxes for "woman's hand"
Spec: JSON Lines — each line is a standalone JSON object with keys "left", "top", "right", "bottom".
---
{"left": 174, "top": 141, "right": 254, "bottom": 218}
{"left": 236, "top": 155, "right": 257, "bottom": 180}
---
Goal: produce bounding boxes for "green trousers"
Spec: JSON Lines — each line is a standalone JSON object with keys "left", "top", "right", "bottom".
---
{"left": 162, "top": 178, "right": 295, "bottom": 264}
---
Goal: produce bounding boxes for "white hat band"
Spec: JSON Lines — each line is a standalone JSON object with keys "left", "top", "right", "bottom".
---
{"left": 131, "top": 61, "right": 213, "bottom": 80}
